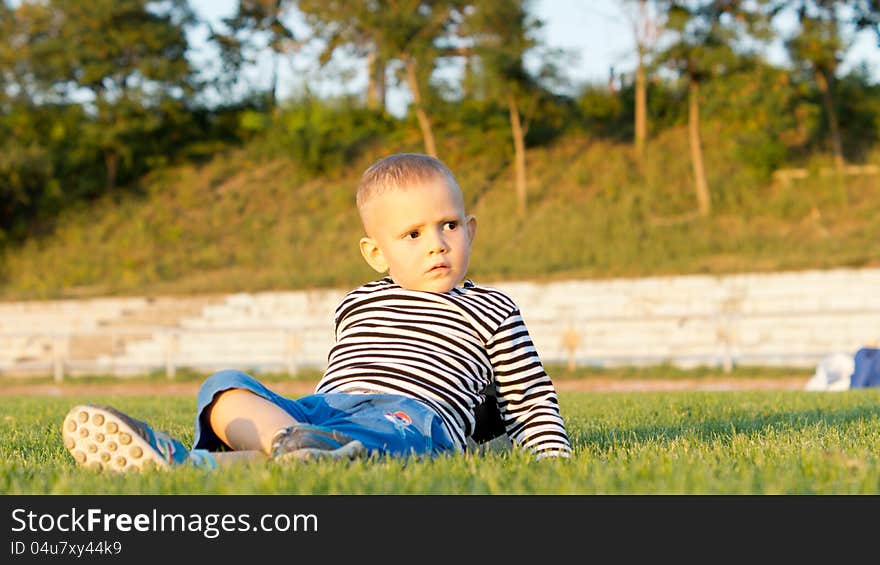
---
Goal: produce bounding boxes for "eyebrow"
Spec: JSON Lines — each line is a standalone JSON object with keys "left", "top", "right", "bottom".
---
{"left": 398, "top": 223, "right": 424, "bottom": 237}
{"left": 397, "top": 216, "right": 460, "bottom": 237}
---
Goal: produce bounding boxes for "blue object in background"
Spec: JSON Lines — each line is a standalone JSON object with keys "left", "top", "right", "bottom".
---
{"left": 849, "top": 347, "right": 880, "bottom": 388}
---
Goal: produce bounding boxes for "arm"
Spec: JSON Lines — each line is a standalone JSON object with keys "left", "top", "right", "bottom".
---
{"left": 486, "top": 309, "right": 572, "bottom": 460}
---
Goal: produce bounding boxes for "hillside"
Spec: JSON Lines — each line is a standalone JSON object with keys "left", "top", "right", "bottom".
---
{"left": 2, "top": 128, "right": 879, "bottom": 301}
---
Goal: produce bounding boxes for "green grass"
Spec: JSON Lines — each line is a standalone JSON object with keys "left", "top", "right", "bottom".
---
{"left": 5, "top": 363, "right": 810, "bottom": 386}
{"left": 5, "top": 367, "right": 326, "bottom": 386}
{"left": 547, "top": 363, "right": 810, "bottom": 381}
{"left": 3, "top": 389, "right": 880, "bottom": 494}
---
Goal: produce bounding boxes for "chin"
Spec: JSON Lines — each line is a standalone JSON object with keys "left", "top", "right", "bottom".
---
{"left": 417, "top": 280, "right": 456, "bottom": 293}
{"left": 396, "top": 272, "right": 460, "bottom": 293}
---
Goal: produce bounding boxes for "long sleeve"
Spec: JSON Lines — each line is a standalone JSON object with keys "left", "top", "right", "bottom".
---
{"left": 486, "top": 309, "right": 572, "bottom": 459}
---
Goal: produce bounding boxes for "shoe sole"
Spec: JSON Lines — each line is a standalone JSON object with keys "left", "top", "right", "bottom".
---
{"left": 62, "top": 405, "right": 171, "bottom": 472}
{"left": 283, "top": 440, "right": 367, "bottom": 462}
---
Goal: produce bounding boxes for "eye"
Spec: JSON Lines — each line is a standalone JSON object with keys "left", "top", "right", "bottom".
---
{"left": 444, "top": 221, "right": 458, "bottom": 230}
{"left": 406, "top": 230, "right": 420, "bottom": 239}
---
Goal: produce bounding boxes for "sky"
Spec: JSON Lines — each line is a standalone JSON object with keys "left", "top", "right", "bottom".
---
{"left": 188, "top": 0, "right": 880, "bottom": 115}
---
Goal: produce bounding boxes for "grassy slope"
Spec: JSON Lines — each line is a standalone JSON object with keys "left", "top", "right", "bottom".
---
{"left": 2, "top": 128, "right": 879, "bottom": 300}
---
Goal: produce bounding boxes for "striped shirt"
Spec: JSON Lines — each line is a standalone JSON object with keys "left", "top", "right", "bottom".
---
{"left": 315, "top": 277, "right": 572, "bottom": 459}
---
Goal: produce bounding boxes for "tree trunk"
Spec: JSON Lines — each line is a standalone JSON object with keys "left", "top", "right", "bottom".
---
{"left": 267, "top": 2, "right": 280, "bottom": 111}
{"left": 815, "top": 68, "right": 845, "bottom": 170}
{"left": 104, "top": 148, "right": 118, "bottom": 192}
{"left": 634, "top": 50, "right": 647, "bottom": 161}
{"left": 507, "top": 93, "right": 527, "bottom": 217}
{"left": 630, "top": 0, "right": 654, "bottom": 163}
{"left": 366, "top": 51, "right": 386, "bottom": 111}
{"left": 688, "top": 80, "right": 710, "bottom": 216}
{"left": 268, "top": 53, "right": 278, "bottom": 110}
{"left": 404, "top": 57, "right": 437, "bottom": 157}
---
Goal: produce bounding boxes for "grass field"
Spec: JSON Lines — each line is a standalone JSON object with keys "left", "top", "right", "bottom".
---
{"left": 4, "top": 388, "right": 880, "bottom": 495}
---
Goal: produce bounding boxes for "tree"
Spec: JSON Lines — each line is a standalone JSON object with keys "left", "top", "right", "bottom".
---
{"left": 783, "top": 0, "right": 851, "bottom": 169}
{"left": 296, "top": 1, "right": 388, "bottom": 112}
{"left": 852, "top": 0, "right": 880, "bottom": 44}
{"left": 213, "top": 0, "right": 299, "bottom": 109}
{"left": 28, "top": 0, "right": 198, "bottom": 192}
{"left": 655, "top": 1, "right": 772, "bottom": 217}
{"left": 299, "top": 0, "right": 466, "bottom": 157}
{"left": 621, "top": 0, "right": 665, "bottom": 162}
{"left": 0, "top": 1, "right": 64, "bottom": 107}
{"left": 0, "top": 3, "right": 86, "bottom": 238}
{"left": 463, "top": 0, "right": 552, "bottom": 217}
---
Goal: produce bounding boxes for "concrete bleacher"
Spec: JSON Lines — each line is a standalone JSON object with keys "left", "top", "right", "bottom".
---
{"left": 2, "top": 267, "right": 879, "bottom": 378}
{"left": 89, "top": 289, "right": 345, "bottom": 376}
{"left": 0, "top": 295, "right": 227, "bottom": 376}
{"left": 0, "top": 297, "right": 146, "bottom": 371}
{"left": 507, "top": 268, "right": 880, "bottom": 368}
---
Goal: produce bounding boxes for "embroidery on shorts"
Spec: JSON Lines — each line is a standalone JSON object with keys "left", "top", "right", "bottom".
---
{"left": 384, "top": 410, "right": 412, "bottom": 432}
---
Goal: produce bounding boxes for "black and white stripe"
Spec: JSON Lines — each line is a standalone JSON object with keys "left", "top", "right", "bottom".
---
{"left": 316, "top": 277, "right": 572, "bottom": 458}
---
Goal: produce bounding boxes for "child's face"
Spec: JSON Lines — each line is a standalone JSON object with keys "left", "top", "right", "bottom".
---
{"left": 359, "top": 177, "right": 477, "bottom": 293}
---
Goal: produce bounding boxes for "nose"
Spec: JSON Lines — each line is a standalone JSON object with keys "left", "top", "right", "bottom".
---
{"left": 427, "top": 228, "right": 447, "bottom": 254}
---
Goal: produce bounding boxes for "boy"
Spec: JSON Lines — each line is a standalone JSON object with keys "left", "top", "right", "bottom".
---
{"left": 62, "top": 153, "right": 572, "bottom": 471}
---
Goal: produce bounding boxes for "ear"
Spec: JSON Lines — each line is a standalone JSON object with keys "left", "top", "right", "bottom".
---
{"left": 465, "top": 214, "right": 477, "bottom": 244}
{"left": 359, "top": 236, "right": 388, "bottom": 273}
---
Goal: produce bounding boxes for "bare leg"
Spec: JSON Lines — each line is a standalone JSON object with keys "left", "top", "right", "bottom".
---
{"left": 208, "top": 389, "right": 299, "bottom": 455}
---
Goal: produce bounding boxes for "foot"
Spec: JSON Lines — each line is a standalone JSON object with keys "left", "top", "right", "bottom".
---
{"left": 62, "top": 404, "right": 215, "bottom": 472}
{"left": 271, "top": 424, "right": 367, "bottom": 462}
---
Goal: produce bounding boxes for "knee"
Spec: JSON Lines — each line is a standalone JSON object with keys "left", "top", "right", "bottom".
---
{"left": 198, "top": 369, "right": 257, "bottom": 397}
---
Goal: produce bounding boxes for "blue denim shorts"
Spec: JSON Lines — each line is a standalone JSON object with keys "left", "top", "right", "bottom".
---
{"left": 192, "top": 370, "right": 456, "bottom": 458}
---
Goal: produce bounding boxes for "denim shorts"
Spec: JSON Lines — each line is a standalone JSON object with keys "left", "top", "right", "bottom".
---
{"left": 192, "top": 370, "right": 456, "bottom": 458}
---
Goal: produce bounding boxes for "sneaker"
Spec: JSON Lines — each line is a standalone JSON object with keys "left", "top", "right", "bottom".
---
{"left": 271, "top": 424, "right": 367, "bottom": 462}
{"left": 61, "top": 404, "right": 215, "bottom": 472}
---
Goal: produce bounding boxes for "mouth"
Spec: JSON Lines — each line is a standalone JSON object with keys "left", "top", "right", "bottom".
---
{"left": 427, "top": 264, "right": 451, "bottom": 275}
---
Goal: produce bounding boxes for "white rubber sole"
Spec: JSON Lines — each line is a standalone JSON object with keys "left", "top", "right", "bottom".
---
{"left": 281, "top": 440, "right": 367, "bottom": 462}
{"left": 62, "top": 405, "right": 171, "bottom": 472}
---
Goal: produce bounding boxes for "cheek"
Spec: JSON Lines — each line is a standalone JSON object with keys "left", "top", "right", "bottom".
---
{"left": 387, "top": 246, "right": 415, "bottom": 267}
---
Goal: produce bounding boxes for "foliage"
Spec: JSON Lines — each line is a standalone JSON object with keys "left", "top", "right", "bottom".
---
{"left": 297, "top": 0, "right": 467, "bottom": 155}
{"left": 1, "top": 0, "right": 880, "bottom": 295}
{"left": 248, "top": 94, "right": 396, "bottom": 175}
{"left": 836, "top": 69, "right": 880, "bottom": 159}
{"left": 0, "top": 0, "right": 204, "bottom": 242}
{"left": 211, "top": 0, "right": 299, "bottom": 107}
{"left": 701, "top": 60, "right": 817, "bottom": 181}
{"left": 575, "top": 84, "right": 630, "bottom": 140}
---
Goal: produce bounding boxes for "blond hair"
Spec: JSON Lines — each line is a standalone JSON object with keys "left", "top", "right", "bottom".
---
{"left": 356, "top": 153, "right": 461, "bottom": 212}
